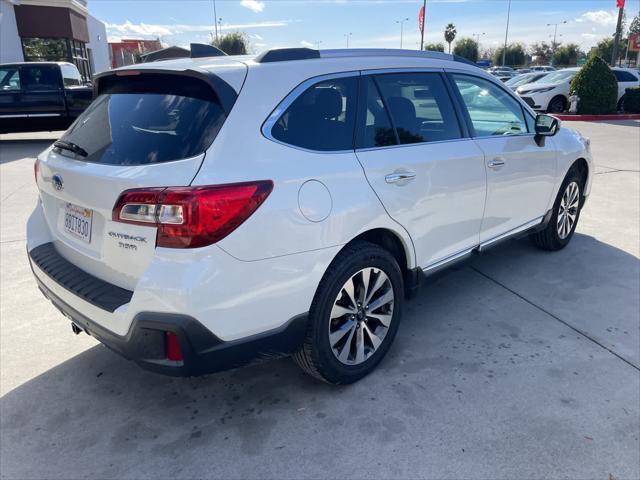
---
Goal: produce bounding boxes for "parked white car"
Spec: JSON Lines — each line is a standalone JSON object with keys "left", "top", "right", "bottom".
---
{"left": 505, "top": 72, "right": 550, "bottom": 91}
{"left": 28, "top": 48, "right": 593, "bottom": 384}
{"left": 530, "top": 66, "right": 556, "bottom": 72}
{"left": 517, "top": 67, "right": 640, "bottom": 113}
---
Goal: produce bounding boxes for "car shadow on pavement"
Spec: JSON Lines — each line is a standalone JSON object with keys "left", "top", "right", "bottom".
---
{"left": 1, "top": 233, "right": 638, "bottom": 478}
{"left": 0, "top": 140, "right": 55, "bottom": 164}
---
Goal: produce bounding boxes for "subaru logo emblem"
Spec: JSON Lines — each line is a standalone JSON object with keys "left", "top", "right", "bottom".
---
{"left": 52, "top": 174, "right": 64, "bottom": 191}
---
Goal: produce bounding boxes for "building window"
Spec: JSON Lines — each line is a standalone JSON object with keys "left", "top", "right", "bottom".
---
{"left": 21, "top": 37, "right": 92, "bottom": 82}
{"left": 22, "top": 38, "right": 68, "bottom": 62}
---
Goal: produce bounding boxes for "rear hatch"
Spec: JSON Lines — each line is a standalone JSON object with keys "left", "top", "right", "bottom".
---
{"left": 36, "top": 64, "right": 245, "bottom": 290}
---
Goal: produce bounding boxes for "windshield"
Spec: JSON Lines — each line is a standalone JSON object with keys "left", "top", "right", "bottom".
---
{"left": 535, "top": 70, "right": 575, "bottom": 84}
{"left": 57, "top": 87, "right": 226, "bottom": 165}
{"left": 506, "top": 74, "right": 540, "bottom": 87}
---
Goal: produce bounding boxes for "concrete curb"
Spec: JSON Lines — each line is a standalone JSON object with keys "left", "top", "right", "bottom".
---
{"left": 555, "top": 113, "right": 640, "bottom": 121}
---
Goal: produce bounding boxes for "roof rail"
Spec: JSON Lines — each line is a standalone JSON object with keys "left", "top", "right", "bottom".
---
{"left": 319, "top": 48, "right": 454, "bottom": 62}
{"left": 254, "top": 47, "right": 480, "bottom": 67}
{"left": 255, "top": 48, "right": 320, "bottom": 63}
{"left": 190, "top": 43, "right": 226, "bottom": 58}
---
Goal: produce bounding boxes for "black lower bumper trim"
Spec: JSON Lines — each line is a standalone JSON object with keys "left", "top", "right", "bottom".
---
{"left": 29, "top": 242, "right": 132, "bottom": 313}
{"left": 33, "top": 274, "right": 308, "bottom": 377}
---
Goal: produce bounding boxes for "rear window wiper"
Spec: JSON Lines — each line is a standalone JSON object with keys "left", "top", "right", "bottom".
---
{"left": 54, "top": 140, "right": 88, "bottom": 157}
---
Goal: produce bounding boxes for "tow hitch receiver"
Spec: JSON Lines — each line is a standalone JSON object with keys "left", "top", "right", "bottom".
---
{"left": 71, "top": 323, "right": 83, "bottom": 335}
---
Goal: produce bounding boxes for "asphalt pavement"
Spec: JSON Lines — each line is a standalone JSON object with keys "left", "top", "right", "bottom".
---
{"left": 0, "top": 122, "right": 638, "bottom": 479}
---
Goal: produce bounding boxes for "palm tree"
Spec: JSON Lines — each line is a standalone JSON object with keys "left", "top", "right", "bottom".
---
{"left": 444, "top": 23, "right": 457, "bottom": 54}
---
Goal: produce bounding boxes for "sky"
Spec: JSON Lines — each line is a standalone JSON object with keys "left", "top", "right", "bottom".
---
{"left": 90, "top": 0, "right": 640, "bottom": 53}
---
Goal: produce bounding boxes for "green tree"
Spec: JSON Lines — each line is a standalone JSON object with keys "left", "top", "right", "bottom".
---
{"left": 453, "top": 37, "right": 479, "bottom": 62}
{"left": 493, "top": 43, "right": 526, "bottom": 66}
{"left": 570, "top": 55, "right": 617, "bottom": 114}
{"left": 590, "top": 37, "right": 627, "bottom": 65}
{"left": 211, "top": 32, "right": 249, "bottom": 55}
{"left": 530, "top": 42, "right": 553, "bottom": 65}
{"left": 424, "top": 42, "right": 445, "bottom": 52}
{"left": 629, "top": 15, "right": 640, "bottom": 34}
{"left": 552, "top": 43, "right": 583, "bottom": 67}
{"left": 444, "top": 23, "right": 457, "bottom": 54}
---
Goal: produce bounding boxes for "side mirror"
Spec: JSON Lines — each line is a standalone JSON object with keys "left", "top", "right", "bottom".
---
{"left": 535, "top": 114, "right": 561, "bottom": 137}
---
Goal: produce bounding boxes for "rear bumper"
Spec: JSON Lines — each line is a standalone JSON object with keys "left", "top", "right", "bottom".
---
{"left": 32, "top": 270, "right": 308, "bottom": 376}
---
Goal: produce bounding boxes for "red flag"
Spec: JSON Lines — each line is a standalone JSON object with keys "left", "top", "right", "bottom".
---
{"left": 419, "top": 5, "right": 425, "bottom": 34}
{"left": 616, "top": 0, "right": 625, "bottom": 8}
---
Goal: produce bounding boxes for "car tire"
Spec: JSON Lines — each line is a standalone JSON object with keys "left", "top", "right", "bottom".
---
{"left": 530, "top": 168, "right": 584, "bottom": 251}
{"left": 293, "top": 241, "right": 404, "bottom": 384}
{"left": 547, "top": 95, "right": 567, "bottom": 114}
{"left": 617, "top": 95, "right": 625, "bottom": 112}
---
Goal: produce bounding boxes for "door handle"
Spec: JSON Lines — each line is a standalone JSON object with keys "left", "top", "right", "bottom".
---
{"left": 385, "top": 171, "right": 416, "bottom": 184}
{"left": 487, "top": 158, "right": 506, "bottom": 169}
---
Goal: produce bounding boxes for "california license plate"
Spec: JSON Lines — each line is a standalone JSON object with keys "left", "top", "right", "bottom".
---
{"left": 63, "top": 203, "right": 93, "bottom": 243}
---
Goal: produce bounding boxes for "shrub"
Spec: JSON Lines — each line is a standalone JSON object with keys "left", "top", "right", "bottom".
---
{"left": 570, "top": 56, "right": 617, "bottom": 114}
{"left": 424, "top": 42, "right": 445, "bottom": 53}
{"left": 211, "top": 32, "right": 249, "bottom": 55}
{"left": 453, "top": 38, "right": 479, "bottom": 63}
{"left": 624, "top": 87, "right": 640, "bottom": 113}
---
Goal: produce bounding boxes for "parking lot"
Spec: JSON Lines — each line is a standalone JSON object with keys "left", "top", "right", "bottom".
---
{"left": 1, "top": 121, "right": 638, "bottom": 479}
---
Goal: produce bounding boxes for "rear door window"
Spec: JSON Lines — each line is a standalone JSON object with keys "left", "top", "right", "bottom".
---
{"left": 20, "top": 65, "right": 61, "bottom": 91}
{"left": 613, "top": 70, "right": 639, "bottom": 82}
{"left": 270, "top": 76, "right": 358, "bottom": 151}
{"left": 56, "top": 74, "right": 227, "bottom": 165}
{"left": 368, "top": 72, "right": 462, "bottom": 145}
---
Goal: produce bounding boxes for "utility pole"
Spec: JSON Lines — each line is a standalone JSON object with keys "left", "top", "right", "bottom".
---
{"left": 420, "top": 0, "right": 427, "bottom": 51}
{"left": 502, "top": 0, "right": 512, "bottom": 66}
{"left": 611, "top": 4, "right": 625, "bottom": 66}
{"left": 396, "top": 18, "right": 409, "bottom": 49}
{"left": 212, "top": 0, "right": 219, "bottom": 41}
{"left": 344, "top": 32, "right": 352, "bottom": 48}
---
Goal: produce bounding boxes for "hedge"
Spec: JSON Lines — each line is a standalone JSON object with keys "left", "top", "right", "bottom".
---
{"left": 570, "top": 56, "right": 617, "bottom": 114}
{"left": 624, "top": 87, "right": 640, "bottom": 113}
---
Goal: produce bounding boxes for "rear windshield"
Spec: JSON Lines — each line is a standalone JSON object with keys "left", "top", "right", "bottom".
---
{"left": 57, "top": 74, "right": 226, "bottom": 165}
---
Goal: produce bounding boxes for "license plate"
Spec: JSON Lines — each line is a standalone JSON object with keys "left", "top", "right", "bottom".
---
{"left": 63, "top": 203, "right": 93, "bottom": 243}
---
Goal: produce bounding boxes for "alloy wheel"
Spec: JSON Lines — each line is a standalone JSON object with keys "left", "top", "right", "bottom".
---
{"left": 328, "top": 267, "right": 394, "bottom": 365}
{"left": 557, "top": 181, "right": 580, "bottom": 240}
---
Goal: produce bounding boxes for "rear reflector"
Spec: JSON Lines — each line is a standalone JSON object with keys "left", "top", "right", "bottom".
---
{"left": 165, "top": 332, "right": 183, "bottom": 361}
{"left": 112, "top": 181, "right": 273, "bottom": 248}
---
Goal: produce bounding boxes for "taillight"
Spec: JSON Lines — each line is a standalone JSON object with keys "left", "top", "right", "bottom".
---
{"left": 165, "top": 332, "right": 183, "bottom": 362}
{"left": 112, "top": 181, "right": 273, "bottom": 248}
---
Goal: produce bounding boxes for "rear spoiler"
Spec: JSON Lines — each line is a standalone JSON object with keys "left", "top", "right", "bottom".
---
{"left": 92, "top": 67, "right": 238, "bottom": 115}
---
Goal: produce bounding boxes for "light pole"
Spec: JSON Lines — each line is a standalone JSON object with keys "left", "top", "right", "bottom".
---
{"left": 547, "top": 20, "right": 567, "bottom": 64}
{"left": 396, "top": 18, "right": 409, "bottom": 49}
{"left": 316, "top": 40, "right": 323, "bottom": 50}
{"left": 472, "top": 32, "right": 486, "bottom": 44}
{"left": 212, "top": 0, "right": 219, "bottom": 41}
{"left": 502, "top": 0, "right": 512, "bottom": 66}
{"left": 344, "top": 32, "right": 352, "bottom": 48}
{"left": 218, "top": 17, "right": 223, "bottom": 36}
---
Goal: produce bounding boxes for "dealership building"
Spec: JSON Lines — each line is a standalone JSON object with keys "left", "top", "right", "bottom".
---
{"left": 0, "top": 0, "right": 110, "bottom": 79}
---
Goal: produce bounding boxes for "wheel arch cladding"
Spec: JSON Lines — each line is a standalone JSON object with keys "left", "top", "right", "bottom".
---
{"left": 347, "top": 228, "right": 420, "bottom": 298}
{"left": 570, "top": 158, "right": 589, "bottom": 198}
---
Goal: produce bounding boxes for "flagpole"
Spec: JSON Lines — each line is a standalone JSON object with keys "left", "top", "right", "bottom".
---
{"left": 420, "top": 0, "right": 427, "bottom": 50}
{"left": 611, "top": 1, "right": 625, "bottom": 66}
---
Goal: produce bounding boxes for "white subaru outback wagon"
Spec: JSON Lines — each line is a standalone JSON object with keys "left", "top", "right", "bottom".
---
{"left": 28, "top": 48, "right": 592, "bottom": 384}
